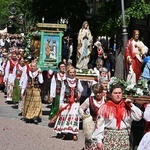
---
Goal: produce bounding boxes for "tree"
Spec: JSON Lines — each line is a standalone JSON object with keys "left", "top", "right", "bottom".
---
{"left": 0, "top": 0, "right": 10, "bottom": 29}
{"left": 94, "top": 0, "right": 150, "bottom": 36}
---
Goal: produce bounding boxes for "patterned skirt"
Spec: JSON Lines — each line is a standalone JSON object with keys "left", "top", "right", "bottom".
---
{"left": 49, "top": 94, "right": 60, "bottom": 120}
{"left": 84, "top": 128, "right": 130, "bottom": 150}
{"left": 53, "top": 102, "right": 80, "bottom": 134}
{"left": 12, "top": 79, "right": 21, "bottom": 103}
{"left": 102, "top": 128, "right": 131, "bottom": 150}
{"left": 23, "top": 88, "right": 42, "bottom": 119}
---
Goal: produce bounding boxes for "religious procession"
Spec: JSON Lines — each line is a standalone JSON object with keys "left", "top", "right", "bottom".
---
{"left": 0, "top": 18, "right": 150, "bottom": 150}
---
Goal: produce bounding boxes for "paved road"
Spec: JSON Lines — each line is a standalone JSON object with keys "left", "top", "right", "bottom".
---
{"left": 0, "top": 91, "right": 85, "bottom": 150}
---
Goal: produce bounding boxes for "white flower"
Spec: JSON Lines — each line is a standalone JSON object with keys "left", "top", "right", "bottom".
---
{"left": 109, "top": 77, "right": 117, "bottom": 85}
{"left": 136, "top": 88, "right": 143, "bottom": 96}
{"left": 92, "top": 70, "right": 95, "bottom": 74}
{"left": 87, "top": 70, "right": 91, "bottom": 74}
{"left": 76, "top": 69, "right": 80, "bottom": 73}
{"left": 126, "top": 83, "right": 136, "bottom": 91}
{"left": 79, "top": 69, "right": 83, "bottom": 73}
{"left": 143, "top": 80, "right": 148, "bottom": 89}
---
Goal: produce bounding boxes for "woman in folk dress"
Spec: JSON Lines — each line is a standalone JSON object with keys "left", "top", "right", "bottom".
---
{"left": 12, "top": 57, "right": 26, "bottom": 103}
{"left": 79, "top": 84, "right": 106, "bottom": 149}
{"left": 92, "top": 83, "right": 142, "bottom": 150}
{"left": 22, "top": 62, "right": 43, "bottom": 124}
{"left": 4, "top": 52, "right": 18, "bottom": 101}
{"left": 138, "top": 104, "right": 150, "bottom": 150}
{"left": 53, "top": 66, "right": 83, "bottom": 141}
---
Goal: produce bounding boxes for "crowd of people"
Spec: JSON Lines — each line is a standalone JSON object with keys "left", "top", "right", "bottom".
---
{"left": 0, "top": 27, "right": 150, "bottom": 150}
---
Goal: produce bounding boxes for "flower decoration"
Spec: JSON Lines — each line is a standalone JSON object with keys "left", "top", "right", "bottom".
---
{"left": 109, "top": 77, "right": 149, "bottom": 97}
{"left": 76, "top": 69, "right": 96, "bottom": 75}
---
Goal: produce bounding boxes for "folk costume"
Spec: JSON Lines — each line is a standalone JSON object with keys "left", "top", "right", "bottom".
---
{"left": 12, "top": 64, "right": 26, "bottom": 103}
{"left": 22, "top": 69, "right": 43, "bottom": 121}
{"left": 53, "top": 77, "right": 83, "bottom": 135}
{"left": 92, "top": 100, "right": 142, "bottom": 150}
{"left": 138, "top": 104, "right": 150, "bottom": 150}
{"left": 49, "top": 72, "right": 66, "bottom": 121}
{"left": 4, "top": 58, "right": 18, "bottom": 101}
{"left": 42, "top": 69, "right": 54, "bottom": 103}
{"left": 0, "top": 57, "right": 5, "bottom": 91}
{"left": 79, "top": 96, "right": 105, "bottom": 149}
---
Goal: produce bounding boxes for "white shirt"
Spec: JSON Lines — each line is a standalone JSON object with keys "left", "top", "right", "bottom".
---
{"left": 92, "top": 103, "right": 142, "bottom": 143}
{"left": 21, "top": 69, "right": 43, "bottom": 94}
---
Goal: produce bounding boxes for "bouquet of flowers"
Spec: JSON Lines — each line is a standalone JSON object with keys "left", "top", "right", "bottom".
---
{"left": 109, "top": 77, "right": 149, "bottom": 97}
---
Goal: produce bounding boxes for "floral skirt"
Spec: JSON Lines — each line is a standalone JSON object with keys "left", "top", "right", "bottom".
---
{"left": 53, "top": 102, "right": 80, "bottom": 134}
{"left": 102, "top": 128, "right": 130, "bottom": 150}
{"left": 84, "top": 128, "right": 130, "bottom": 150}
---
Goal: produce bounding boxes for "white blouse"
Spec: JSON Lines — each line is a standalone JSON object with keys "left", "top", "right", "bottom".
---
{"left": 143, "top": 104, "right": 150, "bottom": 122}
{"left": 92, "top": 103, "right": 142, "bottom": 143}
{"left": 79, "top": 97, "right": 105, "bottom": 118}
{"left": 21, "top": 69, "right": 43, "bottom": 94}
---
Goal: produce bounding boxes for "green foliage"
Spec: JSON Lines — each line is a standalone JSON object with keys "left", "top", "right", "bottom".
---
{"left": 96, "top": 0, "right": 150, "bottom": 36}
{"left": 0, "top": 0, "right": 10, "bottom": 29}
{"left": 109, "top": 77, "right": 149, "bottom": 97}
{"left": 0, "top": 0, "right": 150, "bottom": 36}
{"left": 96, "top": 1, "right": 119, "bottom": 36}
{"left": 117, "top": 0, "right": 150, "bottom": 27}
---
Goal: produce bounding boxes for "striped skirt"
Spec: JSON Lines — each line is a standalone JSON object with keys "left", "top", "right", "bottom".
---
{"left": 23, "top": 88, "right": 42, "bottom": 119}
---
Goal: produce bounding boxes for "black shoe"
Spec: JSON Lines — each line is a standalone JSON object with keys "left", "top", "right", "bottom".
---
{"left": 56, "top": 133, "right": 64, "bottom": 139}
{"left": 25, "top": 119, "right": 34, "bottom": 123}
{"left": 18, "top": 112, "right": 22, "bottom": 116}
{"left": 37, "top": 117, "right": 42, "bottom": 122}
{"left": 33, "top": 117, "right": 38, "bottom": 125}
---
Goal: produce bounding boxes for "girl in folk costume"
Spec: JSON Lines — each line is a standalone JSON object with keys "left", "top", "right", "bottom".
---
{"left": 138, "top": 104, "right": 150, "bottom": 150}
{"left": 92, "top": 84, "right": 142, "bottom": 150}
{"left": 53, "top": 66, "right": 83, "bottom": 141}
{"left": 42, "top": 69, "right": 55, "bottom": 104}
{"left": 49, "top": 62, "right": 66, "bottom": 122}
{"left": 22, "top": 62, "right": 43, "bottom": 124}
{"left": 0, "top": 53, "right": 6, "bottom": 91}
{"left": 1, "top": 53, "right": 8, "bottom": 94}
{"left": 19, "top": 56, "right": 39, "bottom": 86}
{"left": 12, "top": 57, "right": 26, "bottom": 103}
{"left": 4, "top": 52, "right": 18, "bottom": 101}
{"left": 79, "top": 84, "right": 106, "bottom": 149}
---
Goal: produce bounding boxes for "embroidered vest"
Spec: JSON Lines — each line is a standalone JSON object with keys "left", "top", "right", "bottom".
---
{"left": 89, "top": 96, "right": 99, "bottom": 121}
{"left": 64, "top": 79, "right": 78, "bottom": 103}
{"left": 145, "top": 122, "right": 150, "bottom": 133}
{"left": 9, "top": 59, "right": 17, "bottom": 73}
{"left": 27, "top": 72, "right": 40, "bottom": 88}
{"left": 55, "top": 73, "right": 62, "bottom": 95}
{"left": 16, "top": 65, "right": 23, "bottom": 79}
